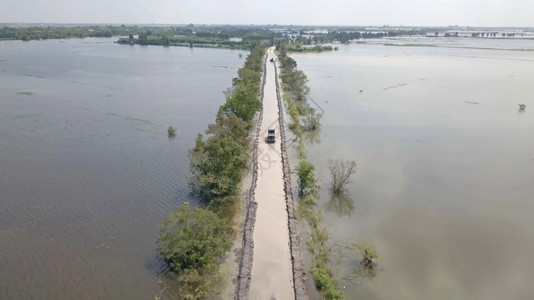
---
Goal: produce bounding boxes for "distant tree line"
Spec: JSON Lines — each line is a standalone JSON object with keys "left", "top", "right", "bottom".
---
{"left": 0, "top": 25, "right": 130, "bottom": 41}
{"left": 1, "top": 24, "right": 432, "bottom": 48}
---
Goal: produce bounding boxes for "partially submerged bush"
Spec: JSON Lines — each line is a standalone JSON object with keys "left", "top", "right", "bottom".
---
{"left": 158, "top": 202, "right": 231, "bottom": 273}
{"left": 328, "top": 160, "right": 357, "bottom": 195}
{"left": 168, "top": 126, "right": 176, "bottom": 137}
{"left": 302, "top": 110, "right": 323, "bottom": 131}
{"left": 311, "top": 261, "right": 343, "bottom": 300}
{"left": 175, "top": 267, "right": 221, "bottom": 300}
{"left": 355, "top": 243, "right": 378, "bottom": 268}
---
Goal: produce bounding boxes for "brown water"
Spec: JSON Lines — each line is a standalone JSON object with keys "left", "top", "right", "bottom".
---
{"left": 291, "top": 38, "right": 534, "bottom": 299}
{"left": 0, "top": 38, "right": 248, "bottom": 299}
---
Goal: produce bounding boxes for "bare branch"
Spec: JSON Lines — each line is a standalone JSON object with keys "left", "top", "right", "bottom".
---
{"left": 328, "top": 160, "right": 357, "bottom": 195}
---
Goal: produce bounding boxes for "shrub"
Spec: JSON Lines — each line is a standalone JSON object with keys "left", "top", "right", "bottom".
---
{"left": 302, "top": 110, "right": 323, "bottom": 131}
{"left": 356, "top": 243, "right": 378, "bottom": 268}
{"left": 158, "top": 202, "right": 231, "bottom": 273}
{"left": 311, "top": 264, "right": 343, "bottom": 300}
{"left": 168, "top": 126, "right": 176, "bottom": 137}
{"left": 328, "top": 160, "right": 357, "bottom": 195}
{"left": 296, "top": 161, "right": 317, "bottom": 196}
{"left": 174, "top": 267, "right": 220, "bottom": 300}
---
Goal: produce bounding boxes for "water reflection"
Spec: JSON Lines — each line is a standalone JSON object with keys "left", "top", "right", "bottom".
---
{"left": 331, "top": 241, "right": 382, "bottom": 288}
{"left": 302, "top": 127, "right": 322, "bottom": 145}
{"left": 293, "top": 38, "right": 534, "bottom": 299}
{"left": 325, "top": 191, "right": 355, "bottom": 217}
{"left": 353, "top": 263, "right": 379, "bottom": 280}
{"left": 0, "top": 38, "right": 248, "bottom": 299}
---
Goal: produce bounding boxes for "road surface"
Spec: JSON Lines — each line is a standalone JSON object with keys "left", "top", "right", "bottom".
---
{"left": 249, "top": 47, "right": 295, "bottom": 300}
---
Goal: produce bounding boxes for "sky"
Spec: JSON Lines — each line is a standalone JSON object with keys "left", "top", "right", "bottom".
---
{"left": 1, "top": 0, "right": 532, "bottom": 27}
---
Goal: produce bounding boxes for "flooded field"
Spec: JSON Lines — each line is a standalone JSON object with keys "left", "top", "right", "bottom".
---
{"left": 291, "top": 38, "right": 534, "bottom": 299}
{"left": 0, "top": 38, "right": 247, "bottom": 299}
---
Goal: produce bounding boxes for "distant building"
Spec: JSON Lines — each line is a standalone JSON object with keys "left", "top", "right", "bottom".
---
{"left": 116, "top": 37, "right": 132, "bottom": 44}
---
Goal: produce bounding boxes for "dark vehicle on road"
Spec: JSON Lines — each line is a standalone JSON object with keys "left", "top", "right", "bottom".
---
{"left": 266, "top": 129, "right": 275, "bottom": 143}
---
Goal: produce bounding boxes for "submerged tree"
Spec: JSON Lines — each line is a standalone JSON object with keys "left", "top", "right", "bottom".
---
{"left": 158, "top": 202, "right": 231, "bottom": 273}
{"left": 328, "top": 160, "right": 357, "bottom": 195}
{"left": 354, "top": 243, "right": 379, "bottom": 279}
{"left": 302, "top": 110, "right": 323, "bottom": 131}
{"left": 158, "top": 203, "right": 231, "bottom": 299}
{"left": 188, "top": 133, "right": 247, "bottom": 203}
{"left": 302, "top": 127, "right": 321, "bottom": 145}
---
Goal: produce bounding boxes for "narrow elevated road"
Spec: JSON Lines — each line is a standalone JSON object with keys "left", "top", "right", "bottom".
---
{"left": 249, "top": 48, "right": 295, "bottom": 299}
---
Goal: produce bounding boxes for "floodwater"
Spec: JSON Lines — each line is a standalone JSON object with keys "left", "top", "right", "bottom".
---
{"left": 0, "top": 38, "right": 248, "bottom": 299}
{"left": 291, "top": 38, "right": 534, "bottom": 299}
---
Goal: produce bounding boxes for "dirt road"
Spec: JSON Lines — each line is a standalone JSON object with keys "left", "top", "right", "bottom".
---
{"left": 249, "top": 47, "right": 295, "bottom": 300}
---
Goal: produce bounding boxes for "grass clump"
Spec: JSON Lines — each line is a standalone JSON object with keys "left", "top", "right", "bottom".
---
{"left": 356, "top": 243, "right": 378, "bottom": 268}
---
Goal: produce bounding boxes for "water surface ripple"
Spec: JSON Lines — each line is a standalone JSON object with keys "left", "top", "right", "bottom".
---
{"left": 0, "top": 38, "right": 248, "bottom": 299}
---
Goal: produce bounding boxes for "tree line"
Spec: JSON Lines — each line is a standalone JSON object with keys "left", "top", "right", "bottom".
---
{"left": 1, "top": 24, "right": 434, "bottom": 50}
{"left": 0, "top": 25, "right": 129, "bottom": 41}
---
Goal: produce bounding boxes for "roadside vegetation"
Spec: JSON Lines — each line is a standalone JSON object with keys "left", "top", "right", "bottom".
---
{"left": 278, "top": 44, "right": 342, "bottom": 299}
{"left": 278, "top": 44, "right": 378, "bottom": 299}
{"left": 158, "top": 202, "right": 230, "bottom": 267}
{"left": 296, "top": 161, "right": 318, "bottom": 196}
{"left": 189, "top": 44, "right": 265, "bottom": 205}
{"left": 277, "top": 43, "right": 320, "bottom": 159}
{"left": 157, "top": 43, "right": 267, "bottom": 299}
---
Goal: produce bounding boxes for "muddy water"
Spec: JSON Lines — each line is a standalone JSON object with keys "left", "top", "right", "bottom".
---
{"left": 291, "top": 39, "right": 534, "bottom": 299}
{"left": 0, "top": 38, "right": 248, "bottom": 299}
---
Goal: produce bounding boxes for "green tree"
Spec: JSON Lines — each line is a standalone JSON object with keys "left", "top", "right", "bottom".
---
{"left": 206, "top": 111, "right": 250, "bottom": 147}
{"left": 189, "top": 134, "right": 248, "bottom": 202}
{"left": 158, "top": 202, "right": 231, "bottom": 273}
{"left": 221, "top": 89, "right": 261, "bottom": 122}
{"left": 137, "top": 33, "right": 148, "bottom": 44}
{"left": 296, "top": 161, "right": 318, "bottom": 196}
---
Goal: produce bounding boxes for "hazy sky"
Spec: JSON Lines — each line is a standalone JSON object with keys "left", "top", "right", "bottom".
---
{"left": 1, "top": 0, "right": 532, "bottom": 27}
